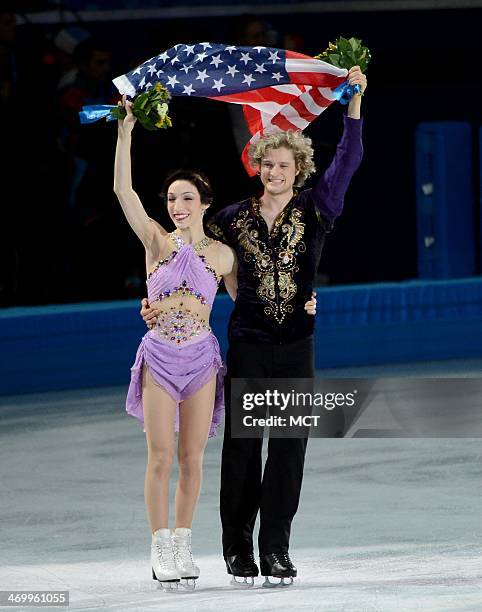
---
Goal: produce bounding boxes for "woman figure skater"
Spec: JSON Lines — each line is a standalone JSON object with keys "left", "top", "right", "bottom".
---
{"left": 114, "top": 97, "right": 236, "bottom": 591}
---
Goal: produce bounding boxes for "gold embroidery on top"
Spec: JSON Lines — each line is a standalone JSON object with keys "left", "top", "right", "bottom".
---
{"left": 235, "top": 209, "right": 278, "bottom": 319}
{"left": 236, "top": 205, "right": 306, "bottom": 324}
{"left": 275, "top": 208, "right": 306, "bottom": 322}
{"left": 251, "top": 189, "right": 298, "bottom": 238}
{"left": 252, "top": 197, "right": 290, "bottom": 238}
{"left": 271, "top": 206, "right": 291, "bottom": 238}
{"left": 206, "top": 221, "right": 224, "bottom": 240}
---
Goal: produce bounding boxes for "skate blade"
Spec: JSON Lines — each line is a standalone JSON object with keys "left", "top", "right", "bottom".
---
{"left": 157, "top": 580, "right": 180, "bottom": 592}
{"left": 152, "top": 570, "right": 181, "bottom": 592}
{"left": 180, "top": 577, "right": 197, "bottom": 590}
{"left": 230, "top": 576, "right": 255, "bottom": 588}
{"left": 262, "top": 576, "right": 294, "bottom": 588}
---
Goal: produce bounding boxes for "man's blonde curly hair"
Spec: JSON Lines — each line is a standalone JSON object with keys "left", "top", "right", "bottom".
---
{"left": 249, "top": 130, "right": 316, "bottom": 187}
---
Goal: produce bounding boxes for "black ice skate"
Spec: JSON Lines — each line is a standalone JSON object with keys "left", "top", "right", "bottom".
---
{"left": 225, "top": 553, "right": 259, "bottom": 587}
{"left": 260, "top": 552, "right": 297, "bottom": 587}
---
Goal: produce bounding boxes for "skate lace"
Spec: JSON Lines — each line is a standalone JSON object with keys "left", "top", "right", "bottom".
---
{"left": 272, "top": 553, "right": 292, "bottom": 567}
{"left": 152, "top": 539, "right": 177, "bottom": 571}
{"left": 173, "top": 535, "right": 194, "bottom": 567}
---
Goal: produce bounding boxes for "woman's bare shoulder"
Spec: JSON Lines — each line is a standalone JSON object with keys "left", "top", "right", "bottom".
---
{"left": 211, "top": 241, "right": 235, "bottom": 276}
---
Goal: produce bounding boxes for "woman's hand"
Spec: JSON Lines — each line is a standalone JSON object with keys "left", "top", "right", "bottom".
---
{"left": 347, "top": 65, "right": 367, "bottom": 95}
{"left": 117, "top": 95, "right": 136, "bottom": 136}
{"left": 304, "top": 291, "right": 317, "bottom": 316}
{"left": 140, "top": 298, "right": 159, "bottom": 329}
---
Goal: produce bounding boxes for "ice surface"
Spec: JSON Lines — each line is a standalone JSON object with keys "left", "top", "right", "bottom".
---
{"left": 1, "top": 361, "right": 482, "bottom": 611}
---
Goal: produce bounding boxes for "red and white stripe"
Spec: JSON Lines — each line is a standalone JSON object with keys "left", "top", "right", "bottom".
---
{"left": 213, "top": 51, "right": 347, "bottom": 175}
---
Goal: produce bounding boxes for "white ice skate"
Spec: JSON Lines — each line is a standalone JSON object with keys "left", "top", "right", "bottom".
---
{"left": 151, "top": 528, "right": 180, "bottom": 591}
{"left": 172, "top": 527, "right": 200, "bottom": 590}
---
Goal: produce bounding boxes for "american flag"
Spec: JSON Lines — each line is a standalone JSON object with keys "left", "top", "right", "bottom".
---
{"left": 113, "top": 42, "right": 348, "bottom": 175}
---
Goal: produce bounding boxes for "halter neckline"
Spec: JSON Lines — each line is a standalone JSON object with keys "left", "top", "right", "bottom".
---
{"left": 146, "top": 232, "right": 221, "bottom": 285}
{"left": 170, "top": 231, "right": 213, "bottom": 253}
{"left": 147, "top": 232, "right": 221, "bottom": 308}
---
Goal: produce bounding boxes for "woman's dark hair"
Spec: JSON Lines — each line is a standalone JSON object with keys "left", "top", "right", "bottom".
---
{"left": 161, "top": 169, "right": 213, "bottom": 207}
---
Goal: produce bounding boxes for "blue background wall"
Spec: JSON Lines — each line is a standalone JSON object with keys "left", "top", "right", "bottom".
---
{"left": 2, "top": 277, "right": 482, "bottom": 396}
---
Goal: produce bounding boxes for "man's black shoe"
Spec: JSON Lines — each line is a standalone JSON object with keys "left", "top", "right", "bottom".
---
{"left": 260, "top": 552, "right": 297, "bottom": 578}
{"left": 225, "top": 552, "right": 259, "bottom": 577}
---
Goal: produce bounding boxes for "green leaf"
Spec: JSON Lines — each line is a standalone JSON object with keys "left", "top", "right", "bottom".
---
{"left": 358, "top": 49, "right": 369, "bottom": 71}
{"left": 348, "top": 51, "right": 358, "bottom": 64}
{"left": 135, "top": 109, "right": 149, "bottom": 123}
{"left": 349, "top": 37, "right": 360, "bottom": 51}
{"left": 138, "top": 114, "right": 155, "bottom": 130}
{"left": 337, "top": 37, "right": 351, "bottom": 54}
{"left": 135, "top": 93, "right": 149, "bottom": 110}
{"left": 109, "top": 107, "right": 125, "bottom": 120}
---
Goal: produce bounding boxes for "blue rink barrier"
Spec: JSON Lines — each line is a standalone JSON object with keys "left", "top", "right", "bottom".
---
{"left": 1, "top": 277, "right": 482, "bottom": 395}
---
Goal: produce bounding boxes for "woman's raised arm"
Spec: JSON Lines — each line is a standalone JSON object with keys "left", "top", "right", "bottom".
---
{"left": 113, "top": 97, "right": 166, "bottom": 249}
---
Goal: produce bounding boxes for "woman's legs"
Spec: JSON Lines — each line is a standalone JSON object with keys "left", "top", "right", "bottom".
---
{"left": 175, "top": 374, "right": 217, "bottom": 528}
{"left": 142, "top": 365, "right": 177, "bottom": 533}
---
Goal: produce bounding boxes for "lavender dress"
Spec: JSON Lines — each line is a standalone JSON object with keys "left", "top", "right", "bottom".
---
{"left": 126, "top": 234, "right": 225, "bottom": 437}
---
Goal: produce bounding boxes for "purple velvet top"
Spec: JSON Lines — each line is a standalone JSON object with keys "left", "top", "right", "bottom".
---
{"left": 207, "top": 115, "right": 364, "bottom": 344}
{"left": 311, "top": 115, "right": 364, "bottom": 223}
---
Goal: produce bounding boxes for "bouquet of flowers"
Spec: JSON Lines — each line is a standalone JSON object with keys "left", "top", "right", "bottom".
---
{"left": 315, "top": 36, "right": 370, "bottom": 104}
{"left": 79, "top": 82, "right": 172, "bottom": 130}
{"left": 110, "top": 82, "right": 172, "bottom": 130}
{"left": 315, "top": 36, "right": 371, "bottom": 72}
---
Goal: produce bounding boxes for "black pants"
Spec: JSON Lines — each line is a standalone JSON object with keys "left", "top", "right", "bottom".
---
{"left": 220, "top": 336, "right": 314, "bottom": 557}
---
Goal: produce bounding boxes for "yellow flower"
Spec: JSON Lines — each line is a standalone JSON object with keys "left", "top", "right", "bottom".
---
{"left": 155, "top": 102, "right": 170, "bottom": 128}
